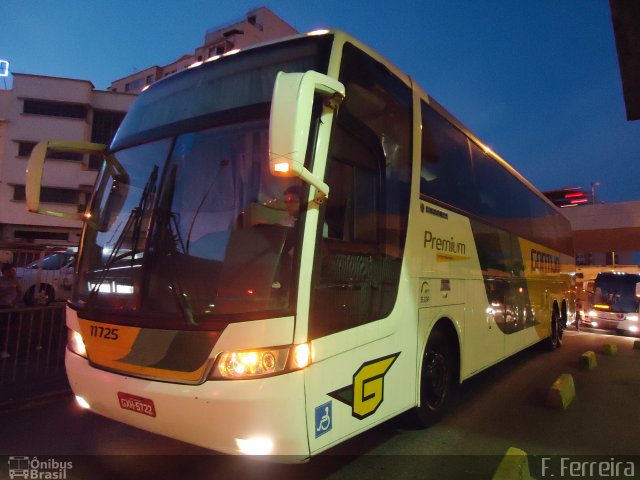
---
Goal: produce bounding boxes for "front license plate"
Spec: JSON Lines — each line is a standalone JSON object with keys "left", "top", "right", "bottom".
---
{"left": 118, "top": 392, "right": 156, "bottom": 417}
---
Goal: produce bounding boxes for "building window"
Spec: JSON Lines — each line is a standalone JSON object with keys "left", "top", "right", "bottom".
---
{"left": 23, "top": 99, "right": 88, "bottom": 120}
{"left": 18, "top": 141, "right": 36, "bottom": 157}
{"left": 208, "top": 45, "right": 226, "bottom": 57}
{"left": 17, "top": 141, "right": 83, "bottom": 161}
{"left": 89, "top": 110, "right": 126, "bottom": 170}
{"left": 13, "top": 185, "right": 80, "bottom": 205}
{"left": 124, "top": 78, "right": 146, "bottom": 92}
{"left": 576, "top": 253, "right": 593, "bottom": 266}
{"left": 14, "top": 230, "right": 69, "bottom": 241}
{"left": 91, "top": 110, "right": 125, "bottom": 144}
{"left": 247, "top": 14, "right": 263, "bottom": 31}
{"left": 145, "top": 75, "right": 154, "bottom": 85}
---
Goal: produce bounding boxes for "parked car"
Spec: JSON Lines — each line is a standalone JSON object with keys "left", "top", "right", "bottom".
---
{"left": 16, "top": 249, "right": 76, "bottom": 305}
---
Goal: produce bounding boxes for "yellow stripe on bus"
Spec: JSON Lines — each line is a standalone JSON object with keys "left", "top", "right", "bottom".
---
{"left": 78, "top": 319, "right": 209, "bottom": 383}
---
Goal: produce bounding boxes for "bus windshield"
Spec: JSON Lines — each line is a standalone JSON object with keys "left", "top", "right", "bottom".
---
{"left": 593, "top": 273, "right": 640, "bottom": 313}
{"left": 72, "top": 36, "right": 332, "bottom": 327}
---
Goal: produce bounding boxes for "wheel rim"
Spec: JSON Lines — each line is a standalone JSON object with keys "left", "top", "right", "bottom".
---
{"left": 424, "top": 350, "right": 448, "bottom": 409}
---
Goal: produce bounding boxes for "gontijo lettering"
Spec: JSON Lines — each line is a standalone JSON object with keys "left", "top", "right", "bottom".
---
{"left": 424, "top": 230, "right": 466, "bottom": 255}
{"left": 531, "top": 249, "right": 560, "bottom": 273}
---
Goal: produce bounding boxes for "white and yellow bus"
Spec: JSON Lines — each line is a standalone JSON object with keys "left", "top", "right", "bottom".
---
{"left": 26, "top": 30, "right": 574, "bottom": 458}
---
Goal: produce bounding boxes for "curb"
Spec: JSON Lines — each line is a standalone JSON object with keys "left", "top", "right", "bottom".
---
{"left": 492, "top": 447, "right": 531, "bottom": 480}
{"left": 547, "top": 373, "right": 575, "bottom": 410}
{"left": 579, "top": 351, "right": 597, "bottom": 370}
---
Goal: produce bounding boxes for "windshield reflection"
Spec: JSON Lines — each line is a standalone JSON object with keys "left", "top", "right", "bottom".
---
{"left": 75, "top": 120, "right": 303, "bottom": 324}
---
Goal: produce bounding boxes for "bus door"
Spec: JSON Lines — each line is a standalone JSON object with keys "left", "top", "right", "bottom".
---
{"left": 302, "top": 41, "right": 414, "bottom": 454}
{"left": 302, "top": 154, "right": 412, "bottom": 453}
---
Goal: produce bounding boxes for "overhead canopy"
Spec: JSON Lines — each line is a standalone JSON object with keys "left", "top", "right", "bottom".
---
{"left": 610, "top": 0, "right": 640, "bottom": 121}
{"left": 573, "top": 227, "right": 640, "bottom": 252}
{"left": 562, "top": 201, "right": 640, "bottom": 252}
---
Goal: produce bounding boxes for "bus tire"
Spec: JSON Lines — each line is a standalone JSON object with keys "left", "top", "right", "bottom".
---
{"left": 413, "top": 328, "right": 455, "bottom": 427}
{"left": 545, "top": 311, "right": 562, "bottom": 351}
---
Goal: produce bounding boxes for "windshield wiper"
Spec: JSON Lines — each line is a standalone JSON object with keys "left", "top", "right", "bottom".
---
{"left": 89, "top": 165, "right": 159, "bottom": 298}
{"left": 154, "top": 164, "right": 196, "bottom": 325}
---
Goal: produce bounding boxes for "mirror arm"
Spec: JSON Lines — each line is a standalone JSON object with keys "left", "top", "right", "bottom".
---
{"left": 269, "top": 71, "right": 345, "bottom": 204}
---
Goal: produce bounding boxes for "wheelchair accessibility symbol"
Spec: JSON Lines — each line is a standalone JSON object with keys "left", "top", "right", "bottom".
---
{"left": 314, "top": 401, "right": 332, "bottom": 438}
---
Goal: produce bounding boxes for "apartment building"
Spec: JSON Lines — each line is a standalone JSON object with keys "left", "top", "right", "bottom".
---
{"left": 109, "top": 6, "right": 297, "bottom": 94}
{"left": 0, "top": 73, "right": 135, "bottom": 259}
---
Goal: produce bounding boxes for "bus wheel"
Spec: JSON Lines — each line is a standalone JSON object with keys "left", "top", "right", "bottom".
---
{"left": 413, "top": 329, "right": 454, "bottom": 427}
{"left": 545, "top": 311, "right": 562, "bottom": 350}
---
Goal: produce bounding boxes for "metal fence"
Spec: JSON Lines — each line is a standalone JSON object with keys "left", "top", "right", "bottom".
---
{"left": 0, "top": 304, "right": 68, "bottom": 405}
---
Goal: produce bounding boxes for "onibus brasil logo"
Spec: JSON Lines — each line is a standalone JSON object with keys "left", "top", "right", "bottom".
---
{"left": 7, "top": 456, "right": 73, "bottom": 479}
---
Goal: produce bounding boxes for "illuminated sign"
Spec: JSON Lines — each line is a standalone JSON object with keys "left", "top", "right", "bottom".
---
{"left": 0, "top": 60, "right": 9, "bottom": 77}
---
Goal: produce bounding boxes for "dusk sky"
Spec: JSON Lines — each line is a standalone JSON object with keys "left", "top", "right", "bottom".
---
{"left": 2, "top": 0, "right": 639, "bottom": 204}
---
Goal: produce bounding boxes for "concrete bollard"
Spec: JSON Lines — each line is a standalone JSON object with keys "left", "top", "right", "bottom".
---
{"left": 602, "top": 343, "right": 618, "bottom": 356}
{"left": 633, "top": 340, "right": 640, "bottom": 350}
{"left": 547, "top": 373, "right": 575, "bottom": 410}
{"left": 492, "top": 447, "right": 531, "bottom": 480}
{"left": 579, "top": 351, "right": 597, "bottom": 370}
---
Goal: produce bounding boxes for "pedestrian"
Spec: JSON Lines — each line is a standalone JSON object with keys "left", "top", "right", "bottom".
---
{"left": 0, "top": 263, "right": 22, "bottom": 308}
{"left": 279, "top": 185, "right": 301, "bottom": 227}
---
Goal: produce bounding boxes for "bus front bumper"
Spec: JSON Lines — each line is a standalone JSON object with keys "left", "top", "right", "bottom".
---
{"left": 65, "top": 350, "right": 310, "bottom": 459}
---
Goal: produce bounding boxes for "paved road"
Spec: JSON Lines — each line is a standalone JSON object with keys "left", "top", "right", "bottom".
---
{"left": 1, "top": 329, "right": 639, "bottom": 479}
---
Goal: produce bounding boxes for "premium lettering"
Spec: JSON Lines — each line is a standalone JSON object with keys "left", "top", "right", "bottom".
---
{"left": 424, "top": 231, "right": 466, "bottom": 255}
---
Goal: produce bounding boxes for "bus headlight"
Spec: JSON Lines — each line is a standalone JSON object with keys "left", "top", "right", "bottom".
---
{"left": 67, "top": 329, "right": 87, "bottom": 358}
{"left": 210, "top": 344, "right": 310, "bottom": 379}
{"left": 589, "top": 310, "right": 598, "bottom": 318}
{"left": 626, "top": 315, "right": 638, "bottom": 322}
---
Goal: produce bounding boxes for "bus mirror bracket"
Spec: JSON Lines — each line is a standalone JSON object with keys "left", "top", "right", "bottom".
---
{"left": 26, "top": 140, "right": 108, "bottom": 220}
{"left": 269, "top": 70, "right": 345, "bottom": 204}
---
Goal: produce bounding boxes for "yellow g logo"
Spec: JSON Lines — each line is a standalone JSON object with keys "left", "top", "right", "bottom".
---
{"left": 329, "top": 353, "right": 400, "bottom": 420}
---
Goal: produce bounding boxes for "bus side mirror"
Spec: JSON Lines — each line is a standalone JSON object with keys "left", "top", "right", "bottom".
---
{"left": 269, "top": 70, "right": 345, "bottom": 204}
{"left": 26, "top": 140, "right": 107, "bottom": 220}
{"left": 636, "top": 282, "right": 640, "bottom": 298}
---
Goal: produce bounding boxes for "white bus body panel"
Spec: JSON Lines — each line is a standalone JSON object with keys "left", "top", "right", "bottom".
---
{"left": 415, "top": 200, "right": 505, "bottom": 379}
{"left": 66, "top": 308, "right": 308, "bottom": 457}
{"left": 304, "top": 316, "right": 416, "bottom": 454}
{"left": 66, "top": 351, "right": 309, "bottom": 457}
